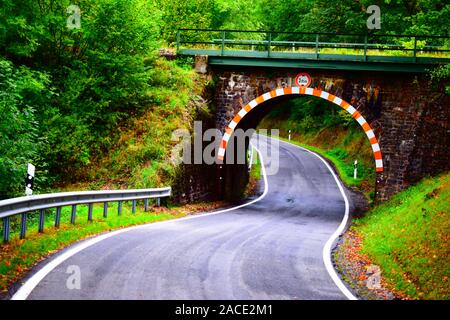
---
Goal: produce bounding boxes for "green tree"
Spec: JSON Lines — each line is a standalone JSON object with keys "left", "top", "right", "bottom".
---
{"left": 1, "top": 0, "right": 162, "bottom": 184}
{"left": 156, "top": 0, "right": 214, "bottom": 45}
{"left": 0, "top": 58, "right": 52, "bottom": 198}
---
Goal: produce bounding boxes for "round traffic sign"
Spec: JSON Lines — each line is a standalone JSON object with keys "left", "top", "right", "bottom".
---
{"left": 295, "top": 73, "right": 311, "bottom": 87}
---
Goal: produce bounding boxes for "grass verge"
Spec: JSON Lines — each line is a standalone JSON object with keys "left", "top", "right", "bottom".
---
{"left": 244, "top": 147, "right": 262, "bottom": 197}
{"left": 351, "top": 173, "right": 449, "bottom": 299}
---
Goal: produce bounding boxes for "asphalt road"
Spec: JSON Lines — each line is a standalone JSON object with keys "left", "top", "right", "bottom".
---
{"left": 20, "top": 136, "right": 349, "bottom": 300}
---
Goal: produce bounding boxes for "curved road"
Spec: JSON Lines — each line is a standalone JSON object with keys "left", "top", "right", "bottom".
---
{"left": 17, "top": 136, "right": 351, "bottom": 300}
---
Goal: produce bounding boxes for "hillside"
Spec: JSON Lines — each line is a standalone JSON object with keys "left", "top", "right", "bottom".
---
{"left": 338, "top": 173, "right": 449, "bottom": 299}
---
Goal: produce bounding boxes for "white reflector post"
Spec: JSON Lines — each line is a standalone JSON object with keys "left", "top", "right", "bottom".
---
{"left": 25, "top": 163, "right": 35, "bottom": 196}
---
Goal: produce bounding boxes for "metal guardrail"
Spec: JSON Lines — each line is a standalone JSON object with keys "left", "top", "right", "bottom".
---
{"left": 0, "top": 187, "right": 171, "bottom": 243}
{"left": 176, "top": 28, "right": 450, "bottom": 64}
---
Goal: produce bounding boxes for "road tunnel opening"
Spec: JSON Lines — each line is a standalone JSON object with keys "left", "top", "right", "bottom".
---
{"left": 218, "top": 87, "right": 382, "bottom": 202}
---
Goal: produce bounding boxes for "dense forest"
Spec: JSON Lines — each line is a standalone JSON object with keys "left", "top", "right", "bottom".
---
{"left": 0, "top": 0, "right": 449, "bottom": 199}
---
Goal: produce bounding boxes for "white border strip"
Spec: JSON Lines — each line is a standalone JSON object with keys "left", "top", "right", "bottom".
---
{"left": 11, "top": 147, "right": 269, "bottom": 300}
{"left": 276, "top": 138, "right": 358, "bottom": 300}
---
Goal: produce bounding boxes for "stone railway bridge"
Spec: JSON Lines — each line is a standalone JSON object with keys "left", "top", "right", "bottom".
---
{"left": 173, "top": 30, "right": 450, "bottom": 203}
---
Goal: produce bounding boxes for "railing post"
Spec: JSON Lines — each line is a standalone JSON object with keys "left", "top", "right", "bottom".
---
{"left": 315, "top": 34, "right": 319, "bottom": 59}
{"left": 144, "top": 198, "right": 149, "bottom": 212}
{"left": 156, "top": 198, "right": 161, "bottom": 207}
{"left": 20, "top": 213, "right": 27, "bottom": 239}
{"left": 103, "top": 202, "right": 108, "bottom": 218}
{"left": 132, "top": 200, "right": 136, "bottom": 214}
{"left": 221, "top": 31, "right": 226, "bottom": 56}
{"left": 38, "top": 209, "right": 45, "bottom": 233}
{"left": 88, "top": 203, "right": 93, "bottom": 221}
{"left": 413, "top": 36, "right": 417, "bottom": 62}
{"left": 176, "top": 30, "right": 180, "bottom": 52}
{"left": 268, "top": 32, "right": 272, "bottom": 58}
{"left": 118, "top": 201, "right": 123, "bottom": 216}
{"left": 71, "top": 205, "right": 77, "bottom": 224}
{"left": 364, "top": 35, "right": 368, "bottom": 61}
{"left": 3, "top": 217, "right": 10, "bottom": 243}
{"left": 55, "top": 207, "right": 61, "bottom": 228}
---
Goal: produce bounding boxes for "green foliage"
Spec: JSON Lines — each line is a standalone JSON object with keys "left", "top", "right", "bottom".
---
{"left": 266, "top": 97, "right": 355, "bottom": 134}
{"left": 78, "top": 59, "right": 202, "bottom": 191}
{"left": 157, "top": 0, "right": 214, "bottom": 44}
{"left": 0, "top": 0, "right": 163, "bottom": 195}
{"left": 257, "top": 0, "right": 449, "bottom": 49}
{"left": 157, "top": 0, "right": 264, "bottom": 45}
{"left": 430, "top": 64, "right": 450, "bottom": 94}
{"left": 0, "top": 58, "right": 52, "bottom": 198}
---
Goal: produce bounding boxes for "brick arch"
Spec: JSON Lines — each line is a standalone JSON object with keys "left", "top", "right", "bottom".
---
{"left": 217, "top": 86, "right": 383, "bottom": 172}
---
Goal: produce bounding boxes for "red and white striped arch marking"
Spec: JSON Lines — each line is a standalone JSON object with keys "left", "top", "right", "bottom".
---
{"left": 217, "top": 86, "right": 383, "bottom": 172}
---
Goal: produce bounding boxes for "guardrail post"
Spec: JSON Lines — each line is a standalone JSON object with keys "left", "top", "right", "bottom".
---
{"left": 103, "top": 202, "right": 108, "bottom": 218}
{"left": 0, "top": 187, "right": 172, "bottom": 244}
{"left": 55, "top": 207, "right": 61, "bottom": 228}
{"left": 221, "top": 31, "right": 225, "bottom": 56}
{"left": 3, "top": 217, "right": 10, "bottom": 243}
{"left": 88, "top": 203, "right": 93, "bottom": 221}
{"left": 268, "top": 32, "right": 272, "bottom": 58}
{"left": 118, "top": 201, "right": 123, "bottom": 216}
{"left": 132, "top": 200, "right": 136, "bottom": 214}
{"left": 315, "top": 34, "right": 319, "bottom": 59}
{"left": 71, "top": 205, "right": 77, "bottom": 224}
{"left": 144, "top": 198, "right": 149, "bottom": 212}
{"left": 20, "top": 213, "right": 27, "bottom": 239}
{"left": 38, "top": 209, "right": 45, "bottom": 233}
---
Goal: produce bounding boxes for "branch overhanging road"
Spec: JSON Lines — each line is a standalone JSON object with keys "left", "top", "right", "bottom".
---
{"left": 14, "top": 135, "right": 355, "bottom": 300}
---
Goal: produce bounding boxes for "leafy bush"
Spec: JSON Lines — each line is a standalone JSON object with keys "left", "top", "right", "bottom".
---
{"left": 0, "top": 0, "right": 162, "bottom": 194}
{"left": 430, "top": 64, "right": 450, "bottom": 95}
{"left": 0, "top": 59, "right": 52, "bottom": 198}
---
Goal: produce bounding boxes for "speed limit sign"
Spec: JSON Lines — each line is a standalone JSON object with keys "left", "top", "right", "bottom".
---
{"left": 295, "top": 73, "right": 311, "bottom": 87}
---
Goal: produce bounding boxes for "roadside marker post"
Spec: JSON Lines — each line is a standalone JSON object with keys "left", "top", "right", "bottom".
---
{"left": 25, "top": 163, "right": 35, "bottom": 196}
{"left": 288, "top": 130, "right": 291, "bottom": 141}
{"left": 354, "top": 160, "right": 358, "bottom": 179}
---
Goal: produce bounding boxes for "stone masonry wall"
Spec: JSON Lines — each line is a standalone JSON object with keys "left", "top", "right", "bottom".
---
{"left": 211, "top": 64, "right": 450, "bottom": 202}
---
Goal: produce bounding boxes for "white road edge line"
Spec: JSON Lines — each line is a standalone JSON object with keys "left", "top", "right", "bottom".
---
{"left": 11, "top": 146, "right": 269, "bottom": 300}
{"left": 277, "top": 137, "right": 358, "bottom": 300}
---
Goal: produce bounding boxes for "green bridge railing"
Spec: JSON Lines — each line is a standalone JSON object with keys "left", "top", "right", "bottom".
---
{"left": 176, "top": 28, "right": 450, "bottom": 65}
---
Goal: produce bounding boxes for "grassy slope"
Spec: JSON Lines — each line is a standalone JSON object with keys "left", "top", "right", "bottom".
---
{"left": 59, "top": 58, "right": 208, "bottom": 191}
{"left": 244, "top": 148, "right": 261, "bottom": 197}
{"left": 352, "top": 173, "right": 450, "bottom": 299}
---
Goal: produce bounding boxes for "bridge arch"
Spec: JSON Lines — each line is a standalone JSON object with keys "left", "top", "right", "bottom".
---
{"left": 217, "top": 86, "right": 383, "bottom": 172}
